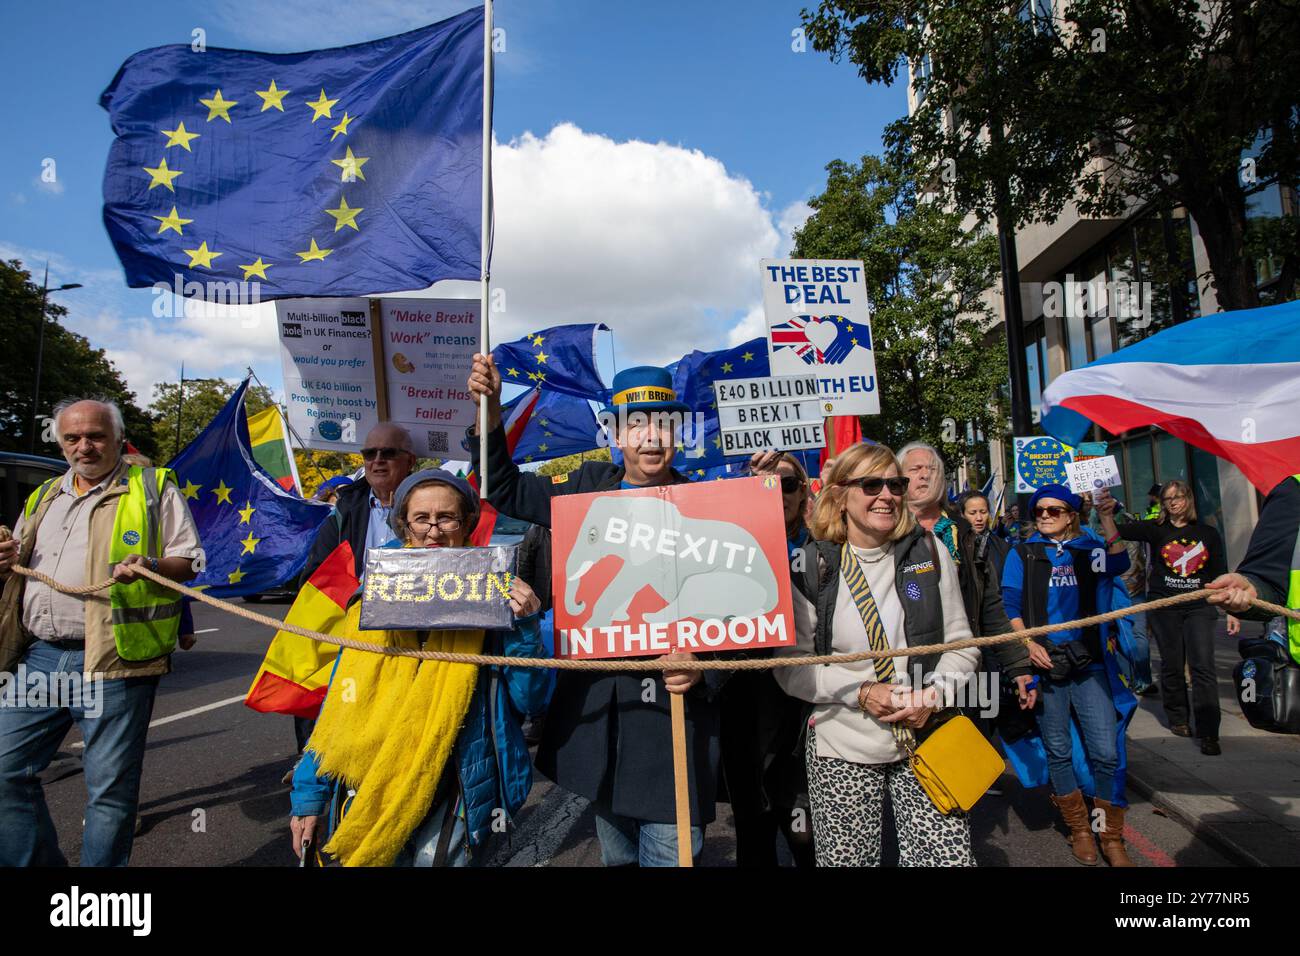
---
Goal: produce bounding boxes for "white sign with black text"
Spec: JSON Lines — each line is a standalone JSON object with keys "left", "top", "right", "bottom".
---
{"left": 713, "top": 374, "right": 825, "bottom": 455}
{"left": 1065, "top": 455, "right": 1122, "bottom": 495}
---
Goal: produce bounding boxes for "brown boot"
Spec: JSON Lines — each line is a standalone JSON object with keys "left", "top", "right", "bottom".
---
{"left": 1093, "top": 798, "right": 1135, "bottom": 867}
{"left": 1050, "top": 790, "right": 1098, "bottom": 865}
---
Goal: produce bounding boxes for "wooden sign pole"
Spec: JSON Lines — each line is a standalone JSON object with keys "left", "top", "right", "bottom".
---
{"left": 670, "top": 692, "right": 693, "bottom": 867}
{"left": 368, "top": 298, "right": 390, "bottom": 424}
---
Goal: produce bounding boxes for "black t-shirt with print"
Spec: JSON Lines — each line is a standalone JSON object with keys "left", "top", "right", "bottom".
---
{"left": 1117, "top": 519, "right": 1227, "bottom": 601}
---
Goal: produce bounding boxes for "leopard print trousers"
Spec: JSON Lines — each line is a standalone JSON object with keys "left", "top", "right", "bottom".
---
{"left": 806, "top": 724, "right": 975, "bottom": 867}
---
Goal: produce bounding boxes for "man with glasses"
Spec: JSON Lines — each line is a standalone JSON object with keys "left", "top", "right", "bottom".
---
{"left": 300, "top": 423, "right": 417, "bottom": 583}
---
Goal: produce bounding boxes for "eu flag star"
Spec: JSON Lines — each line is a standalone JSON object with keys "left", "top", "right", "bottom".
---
{"left": 184, "top": 241, "right": 221, "bottom": 269}
{"left": 237, "top": 501, "right": 256, "bottom": 524}
{"left": 325, "top": 196, "right": 363, "bottom": 231}
{"left": 296, "top": 238, "right": 332, "bottom": 262}
{"left": 721, "top": 362, "right": 734, "bottom": 373}
{"left": 160, "top": 122, "right": 200, "bottom": 151}
{"left": 255, "top": 79, "right": 291, "bottom": 112}
{"left": 153, "top": 206, "right": 192, "bottom": 236}
{"left": 330, "top": 112, "right": 354, "bottom": 141}
{"left": 212, "top": 479, "right": 233, "bottom": 504}
{"left": 240, "top": 532, "right": 261, "bottom": 555}
{"left": 306, "top": 89, "right": 339, "bottom": 122}
{"left": 143, "top": 158, "right": 182, "bottom": 192}
{"left": 227, "top": 567, "right": 246, "bottom": 584}
{"left": 180, "top": 479, "right": 201, "bottom": 500}
{"left": 199, "top": 89, "right": 237, "bottom": 122}
{"left": 240, "top": 257, "right": 271, "bottom": 280}
{"left": 331, "top": 146, "right": 369, "bottom": 182}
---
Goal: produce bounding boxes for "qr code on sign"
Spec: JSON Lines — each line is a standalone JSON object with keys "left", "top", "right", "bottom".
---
{"left": 425, "top": 430, "right": 450, "bottom": 454}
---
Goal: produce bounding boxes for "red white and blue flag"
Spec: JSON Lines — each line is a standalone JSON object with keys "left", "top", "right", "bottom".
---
{"left": 1041, "top": 298, "right": 1300, "bottom": 492}
{"left": 769, "top": 314, "right": 863, "bottom": 365}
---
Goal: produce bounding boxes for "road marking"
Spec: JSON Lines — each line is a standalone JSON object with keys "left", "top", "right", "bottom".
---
{"left": 1123, "top": 822, "right": 1176, "bottom": 867}
{"left": 194, "top": 628, "right": 220, "bottom": 634}
{"left": 70, "top": 694, "right": 246, "bottom": 750}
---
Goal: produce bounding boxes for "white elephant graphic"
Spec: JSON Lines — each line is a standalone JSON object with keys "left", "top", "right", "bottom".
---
{"left": 564, "top": 494, "right": 780, "bottom": 629}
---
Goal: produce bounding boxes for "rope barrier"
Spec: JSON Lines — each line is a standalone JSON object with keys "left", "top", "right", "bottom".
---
{"left": 8, "top": 560, "right": 1295, "bottom": 672}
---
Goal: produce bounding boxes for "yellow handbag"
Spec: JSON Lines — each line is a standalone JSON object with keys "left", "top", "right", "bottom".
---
{"left": 902, "top": 714, "right": 1006, "bottom": 815}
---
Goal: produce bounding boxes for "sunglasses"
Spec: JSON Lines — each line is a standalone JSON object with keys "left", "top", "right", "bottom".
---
{"left": 1033, "top": 505, "right": 1072, "bottom": 519}
{"left": 839, "top": 475, "right": 910, "bottom": 496}
{"left": 361, "top": 446, "right": 407, "bottom": 461}
{"left": 780, "top": 475, "right": 805, "bottom": 495}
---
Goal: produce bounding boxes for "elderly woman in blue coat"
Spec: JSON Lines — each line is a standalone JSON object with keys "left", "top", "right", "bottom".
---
{"left": 289, "top": 469, "right": 548, "bottom": 867}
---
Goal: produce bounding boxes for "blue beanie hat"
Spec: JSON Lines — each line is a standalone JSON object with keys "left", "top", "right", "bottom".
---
{"left": 390, "top": 468, "right": 481, "bottom": 538}
{"left": 1028, "top": 482, "right": 1082, "bottom": 514}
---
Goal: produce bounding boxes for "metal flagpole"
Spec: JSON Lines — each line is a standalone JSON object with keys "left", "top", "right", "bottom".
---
{"left": 478, "top": 0, "right": 494, "bottom": 497}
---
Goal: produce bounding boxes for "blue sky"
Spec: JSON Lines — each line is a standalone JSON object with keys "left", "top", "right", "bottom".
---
{"left": 0, "top": 0, "right": 906, "bottom": 407}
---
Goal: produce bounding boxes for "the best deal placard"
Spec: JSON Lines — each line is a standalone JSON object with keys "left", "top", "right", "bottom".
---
{"left": 761, "top": 258, "right": 880, "bottom": 416}
{"left": 550, "top": 478, "right": 795, "bottom": 659}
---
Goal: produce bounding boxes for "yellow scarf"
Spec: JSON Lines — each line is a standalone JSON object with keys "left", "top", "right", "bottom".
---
{"left": 308, "top": 603, "right": 484, "bottom": 867}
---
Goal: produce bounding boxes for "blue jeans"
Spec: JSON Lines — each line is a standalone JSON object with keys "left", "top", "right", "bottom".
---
{"left": 594, "top": 809, "right": 704, "bottom": 867}
{"left": 0, "top": 641, "right": 159, "bottom": 867}
{"left": 1127, "top": 592, "right": 1153, "bottom": 689}
{"left": 1038, "top": 668, "right": 1118, "bottom": 800}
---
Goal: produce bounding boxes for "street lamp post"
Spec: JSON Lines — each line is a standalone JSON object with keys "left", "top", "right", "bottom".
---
{"left": 29, "top": 263, "right": 83, "bottom": 453}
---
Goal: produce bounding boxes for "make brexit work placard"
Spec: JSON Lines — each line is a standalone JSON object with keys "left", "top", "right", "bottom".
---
{"left": 550, "top": 478, "right": 795, "bottom": 659}
{"left": 713, "top": 374, "right": 825, "bottom": 455}
{"left": 761, "top": 258, "right": 880, "bottom": 416}
{"left": 359, "top": 545, "right": 518, "bottom": 632}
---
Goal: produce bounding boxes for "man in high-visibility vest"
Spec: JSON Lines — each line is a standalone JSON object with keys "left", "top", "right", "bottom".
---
{"left": 1207, "top": 474, "right": 1300, "bottom": 665}
{"left": 0, "top": 399, "right": 202, "bottom": 866}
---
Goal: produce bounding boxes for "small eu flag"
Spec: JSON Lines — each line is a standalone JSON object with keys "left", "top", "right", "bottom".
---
{"left": 100, "top": 6, "right": 485, "bottom": 299}
{"left": 170, "top": 379, "right": 331, "bottom": 597}
{"left": 669, "top": 336, "right": 771, "bottom": 469}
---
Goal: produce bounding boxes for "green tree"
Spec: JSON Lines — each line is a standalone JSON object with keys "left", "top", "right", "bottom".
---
{"left": 802, "top": 0, "right": 1300, "bottom": 311}
{"left": 793, "top": 153, "right": 1004, "bottom": 473}
{"left": 149, "top": 378, "right": 275, "bottom": 462}
{"left": 0, "top": 259, "right": 155, "bottom": 457}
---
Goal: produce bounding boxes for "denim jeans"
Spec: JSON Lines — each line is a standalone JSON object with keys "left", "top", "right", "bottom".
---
{"left": 1128, "top": 592, "right": 1154, "bottom": 690}
{"left": 594, "top": 808, "right": 704, "bottom": 867}
{"left": 0, "top": 641, "right": 159, "bottom": 867}
{"left": 1037, "top": 667, "right": 1119, "bottom": 800}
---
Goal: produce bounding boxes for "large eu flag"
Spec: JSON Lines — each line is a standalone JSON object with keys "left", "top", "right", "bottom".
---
{"left": 100, "top": 7, "right": 485, "bottom": 299}
{"left": 170, "top": 380, "right": 331, "bottom": 597}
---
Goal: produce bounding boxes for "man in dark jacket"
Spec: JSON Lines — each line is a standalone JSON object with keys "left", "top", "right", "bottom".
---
{"left": 467, "top": 354, "right": 719, "bottom": 866}
{"left": 300, "top": 422, "right": 416, "bottom": 583}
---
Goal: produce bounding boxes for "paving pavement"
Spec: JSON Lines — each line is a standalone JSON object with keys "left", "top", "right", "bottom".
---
{"left": 1124, "top": 617, "right": 1300, "bottom": 867}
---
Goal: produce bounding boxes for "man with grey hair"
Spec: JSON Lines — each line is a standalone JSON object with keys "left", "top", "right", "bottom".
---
{"left": 898, "top": 440, "right": 1033, "bottom": 718}
{"left": 0, "top": 398, "right": 203, "bottom": 866}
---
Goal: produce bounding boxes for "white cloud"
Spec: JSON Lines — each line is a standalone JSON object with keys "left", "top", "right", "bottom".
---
{"left": 34, "top": 176, "right": 64, "bottom": 197}
{"left": 777, "top": 200, "right": 814, "bottom": 255}
{"left": 479, "top": 123, "right": 781, "bottom": 366}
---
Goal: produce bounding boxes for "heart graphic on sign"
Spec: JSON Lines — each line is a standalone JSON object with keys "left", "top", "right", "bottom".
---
{"left": 1161, "top": 539, "right": 1207, "bottom": 577}
{"left": 802, "top": 317, "right": 838, "bottom": 356}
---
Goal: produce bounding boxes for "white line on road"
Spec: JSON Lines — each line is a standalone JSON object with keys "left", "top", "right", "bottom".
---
{"left": 193, "top": 628, "right": 220, "bottom": 634}
{"left": 70, "top": 694, "right": 247, "bottom": 750}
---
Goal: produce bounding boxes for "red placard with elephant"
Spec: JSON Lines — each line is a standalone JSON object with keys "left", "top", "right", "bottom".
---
{"left": 550, "top": 476, "right": 795, "bottom": 659}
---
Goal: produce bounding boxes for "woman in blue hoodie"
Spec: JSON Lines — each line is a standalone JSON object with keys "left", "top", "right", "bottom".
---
{"left": 1001, "top": 483, "right": 1132, "bottom": 867}
{"left": 289, "top": 469, "right": 549, "bottom": 867}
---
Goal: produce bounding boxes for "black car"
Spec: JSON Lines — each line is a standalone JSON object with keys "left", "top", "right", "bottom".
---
{"left": 0, "top": 451, "right": 67, "bottom": 530}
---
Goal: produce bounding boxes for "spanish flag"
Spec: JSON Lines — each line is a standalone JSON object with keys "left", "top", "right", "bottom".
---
{"left": 244, "top": 542, "right": 357, "bottom": 718}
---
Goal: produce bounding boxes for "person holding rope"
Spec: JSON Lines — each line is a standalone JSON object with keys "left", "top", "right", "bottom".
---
{"left": 1207, "top": 472, "right": 1300, "bottom": 663}
{"left": 1096, "top": 480, "right": 1233, "bottom": 755}
{"left": 289, "top": 469, "right": 546, "bottom": 866}
{"left": 775, "top": 442, "right": 981, "bottom": 867}
{"left": 0, "top": 398, "right": 202, "bottom": 867}
{"left": 466, "top": 356, "right": 712, "bottom": 867}
{"left": 1000, "top": 483, "right": 1136, "bottom": 867}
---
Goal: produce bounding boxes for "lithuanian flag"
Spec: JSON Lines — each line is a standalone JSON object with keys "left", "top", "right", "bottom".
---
{"left": 244, "top": 542, "right": 357, "bottom": 718}
{"left": 248, "top": 406, "right": 300, "bottom": 494}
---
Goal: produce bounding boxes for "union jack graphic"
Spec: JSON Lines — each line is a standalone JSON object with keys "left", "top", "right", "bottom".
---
{"left": 770, "top": 315, "right": 829, "bottom": 364}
